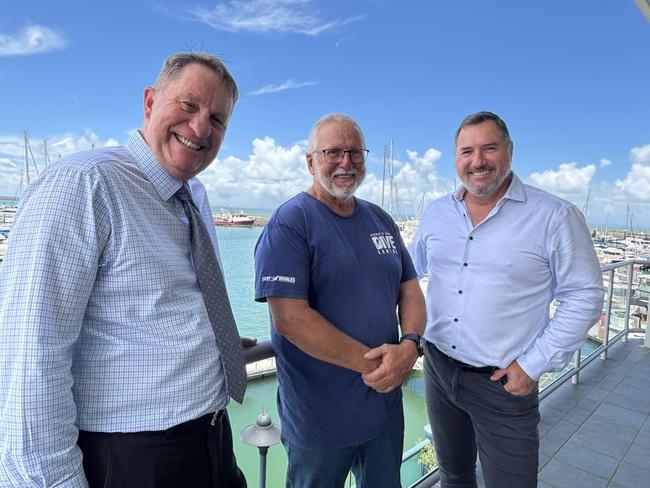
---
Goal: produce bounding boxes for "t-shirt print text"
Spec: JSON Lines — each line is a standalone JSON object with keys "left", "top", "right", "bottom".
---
{"left": 262, "top": 275, "right": 296, "bottom": 284}
{"left": 370, "top": 232, "right": 398, "bottom": 255}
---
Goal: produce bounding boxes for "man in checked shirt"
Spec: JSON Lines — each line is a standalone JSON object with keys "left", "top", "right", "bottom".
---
{"left": 0, "top": 52, "right": 248, "bottom": 487}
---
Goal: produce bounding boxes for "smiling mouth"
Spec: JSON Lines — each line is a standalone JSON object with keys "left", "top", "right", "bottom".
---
{"left": 333, "top": 173, "right": 356, "bottom": 185}
{"left": 470, "top": 168, "right": 492, "bottom": 176}
{"left": 175, "top": 133, "right": 204, "bottom": 151}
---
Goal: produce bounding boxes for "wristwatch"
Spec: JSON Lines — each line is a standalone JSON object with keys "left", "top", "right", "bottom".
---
{"left": 400, "top": 333, "right": 424, "bottom": 357}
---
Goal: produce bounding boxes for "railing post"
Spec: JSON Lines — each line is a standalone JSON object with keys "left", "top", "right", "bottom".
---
{"left": 601, "top": 268, "right": 614, "bottom": 360}
{"left": 623, "top": 263, "right": 634, "bottom": 343}
{"left": 571, "top": 349, "right": 581, "bottom": 385}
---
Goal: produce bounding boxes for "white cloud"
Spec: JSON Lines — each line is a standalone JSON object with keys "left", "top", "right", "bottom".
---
{"left": 615, "top": 144, "right": 650, "bottom": 202}
{"left": 188, "top": 0, "right": 364, "bottom": 36}
{"left": 0, "top": 130, "right": 120, "bottom": 195}
{"left": 630, "top": 144, "right": 650, "bottom": 166}
{"left": 520, "top": 146, "right": 650, "bottom": 228}
{"left": 201, "top": 136, "right": 310, "bottom": 209}
{"left": 47, "top": 131, "right": 119, "bottom": 159}
{"left": 335, "top": 37, "right": 348, "bottom": 47}
{"left": 248, "top": 79, "right": 317, "bottom": 96}
{"left": 0, "top": 25, "right": 66, "bottom": 56}
{"left": 200, "top": 137, "right": 446, "bottom": 216}
{"left": 528, "top": 162, "right": 596, "bottom": 195}
{"left": 0, "top": 156, "right": 21, "bottom": 196}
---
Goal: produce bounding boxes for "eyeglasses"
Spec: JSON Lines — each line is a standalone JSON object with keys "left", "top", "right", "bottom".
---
{"left": 315, "top": 148, "right": 369, "bottom": 164}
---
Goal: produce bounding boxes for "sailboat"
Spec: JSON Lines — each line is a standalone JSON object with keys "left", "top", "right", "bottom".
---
{"left": 380, "top": 139, "right": 422, "bottom": 246}
{"left": 1, "top": 133, "right": 44, "bottom": 229}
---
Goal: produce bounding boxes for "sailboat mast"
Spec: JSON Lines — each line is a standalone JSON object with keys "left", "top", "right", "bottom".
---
{"left": 24, "top": 132, "right": 30, "bottom": 185}
{"left": 43, "top": 140, "right": 50, "bottom": 168}
{"left": 381, "top": 144, "right": 387, "bottom": 209}
{"left": 389, "top": 139, "right": 394, "bottom": 214}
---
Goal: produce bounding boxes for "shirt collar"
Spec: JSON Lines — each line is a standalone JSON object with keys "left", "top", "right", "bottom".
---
{"left": 126, "top": 131, "right": 183, "bottom": 201}
{"left": 452, "top": 171, "right": 527, "bottom": 204}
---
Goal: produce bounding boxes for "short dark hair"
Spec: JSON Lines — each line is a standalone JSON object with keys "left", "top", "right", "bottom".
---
{"left": 455, "top": 111, "right": 511, "bottom": 145}
{"left": 154, "top": 51, "right": 238, "bottom": 105}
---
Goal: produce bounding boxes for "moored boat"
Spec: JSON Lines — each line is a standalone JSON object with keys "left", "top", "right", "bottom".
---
{"left": 214, "top": 210, "right": 256, "bottom": 227}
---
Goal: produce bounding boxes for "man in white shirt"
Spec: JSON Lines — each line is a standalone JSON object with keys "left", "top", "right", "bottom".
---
{"left": 409, "top": 111, "right": 604, "bottom": 488}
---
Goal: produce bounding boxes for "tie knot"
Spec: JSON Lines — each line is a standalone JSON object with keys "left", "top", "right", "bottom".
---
{"left": 175, "top": 183, "right": 193, "bottom": 203}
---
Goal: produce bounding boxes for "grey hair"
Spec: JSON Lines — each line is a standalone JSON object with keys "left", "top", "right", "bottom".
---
{"left": 154, "top": 51, "right": 238, "bottom": 104}
{"left": 306, "top": 113, "right": 366, "bottom": 154}
{"left": 454, "top": 111, "right": 511, "bottom": 145}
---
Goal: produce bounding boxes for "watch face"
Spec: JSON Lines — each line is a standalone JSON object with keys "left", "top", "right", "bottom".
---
{"left": 401, "top": 334, "right": 424, "bottom": 356}
{"left": 416, "top": 337, "right": 424, "bottom": 356}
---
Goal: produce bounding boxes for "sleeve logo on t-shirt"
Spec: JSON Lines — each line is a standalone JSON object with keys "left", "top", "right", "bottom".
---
{"left": 370, "top": 232, "right": 398, "bottom": 255}
{"left": 262, "top": 275, "right": 296, "bottom": 284}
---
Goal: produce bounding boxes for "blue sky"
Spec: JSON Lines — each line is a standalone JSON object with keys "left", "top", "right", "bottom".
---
{"left": 1, "top": 0, "right": 649, "bottom": 229}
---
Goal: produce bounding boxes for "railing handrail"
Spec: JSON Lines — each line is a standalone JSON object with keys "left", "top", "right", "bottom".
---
{"left": 243, "top": 339, "right": 274, "bottom": 364}
{"left": 600, "top": 257, "right": 650, "bottom": 271}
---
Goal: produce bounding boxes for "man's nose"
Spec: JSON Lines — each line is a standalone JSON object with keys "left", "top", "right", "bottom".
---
{"left": 471, "top": 150, "right": 485, "bottom": 166}
{"left": 338, "top": 151, "right": 354, "bottom": 169}
{"left": 189, "top": 115, "right": 211, "bottom": 138}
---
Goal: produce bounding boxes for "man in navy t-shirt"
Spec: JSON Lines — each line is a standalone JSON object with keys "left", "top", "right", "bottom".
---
{"left": 254, "top": 113, "right": 426, "bottom": 487}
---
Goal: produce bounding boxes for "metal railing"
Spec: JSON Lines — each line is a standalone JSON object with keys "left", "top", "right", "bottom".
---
{"left": 241, "top": 258, "right": 650, "bottom": 488}
{"left": 539, "top": 258, "right": 649, "bottom": 400}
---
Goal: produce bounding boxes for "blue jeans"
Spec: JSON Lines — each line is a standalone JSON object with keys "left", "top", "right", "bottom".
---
{"left": 423, "top": 341, "right": 539, "bottom": 488}
{"left": 281, "top": 405, "right": 404, "bottom": 488}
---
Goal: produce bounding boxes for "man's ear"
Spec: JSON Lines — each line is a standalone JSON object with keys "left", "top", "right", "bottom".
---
{"left": 307, "top": 154, "right": 316, "bottom": 175}
{"left": 143, "top": 86, "right": 155, "bottom": 121}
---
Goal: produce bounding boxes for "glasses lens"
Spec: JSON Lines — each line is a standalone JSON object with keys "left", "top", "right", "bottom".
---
{"left": 349, "top": 150, "right": 366, "bottom": 163}
{"left": 323, "top": 149, "right": 344, "bottom": 162}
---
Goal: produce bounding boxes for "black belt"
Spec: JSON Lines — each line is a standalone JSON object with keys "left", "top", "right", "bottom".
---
{"left": 430, "top": 342, "right": 499, "bottom": 374}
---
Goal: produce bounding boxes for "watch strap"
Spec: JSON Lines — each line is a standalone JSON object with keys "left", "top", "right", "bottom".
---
{"left": 400, "top": 333, "right": 424, "bottom": 357}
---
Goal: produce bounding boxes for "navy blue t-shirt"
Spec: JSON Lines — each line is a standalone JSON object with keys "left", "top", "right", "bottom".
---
{"left": 254, "top": 192, "right": 417, "bottom": 449}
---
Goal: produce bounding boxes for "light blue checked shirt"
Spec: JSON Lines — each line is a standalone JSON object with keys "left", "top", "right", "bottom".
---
{"left": 0, "top": 132, "right": 228, "bottom": 487}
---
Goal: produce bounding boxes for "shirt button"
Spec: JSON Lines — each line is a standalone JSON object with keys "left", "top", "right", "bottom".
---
{"left": 463, "top": 262, "right": 468, "bottom": 267}
{"left": 451, "top": 345, "right": 456, "bottom": 349}
{"left": 454, "top": 318, "right": 458, "bottom": 322}
{"left": 458, "top": 290, "right": 463, "bottom": 294}
{"left": 469, "top": 236, "right": 474, "bottom": 240}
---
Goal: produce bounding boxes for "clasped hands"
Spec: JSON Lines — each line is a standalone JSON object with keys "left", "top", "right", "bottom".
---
{"left": 361, "top": 341, "right": 419, "bottom": 393}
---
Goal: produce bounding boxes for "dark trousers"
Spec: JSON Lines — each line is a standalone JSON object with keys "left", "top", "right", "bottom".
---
{"left": 423, "top": 341, "right": 539, "bottom": 488}
{"left": 77, "top": 410, "right": 247, "bottom": 488}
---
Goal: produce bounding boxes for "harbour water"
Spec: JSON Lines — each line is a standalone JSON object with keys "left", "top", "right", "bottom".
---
{"left": 216, "top": 225, "right": 270, "bottom": 340}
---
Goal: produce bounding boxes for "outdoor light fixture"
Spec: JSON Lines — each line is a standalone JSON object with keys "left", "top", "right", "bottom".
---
{"left": 241, "top": 412, "right": 281, "bottom": 488}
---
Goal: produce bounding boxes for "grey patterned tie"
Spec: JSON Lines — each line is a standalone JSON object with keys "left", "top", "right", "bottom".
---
{"left": 176, "top": 183, "right": 247, "bottom": 403}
